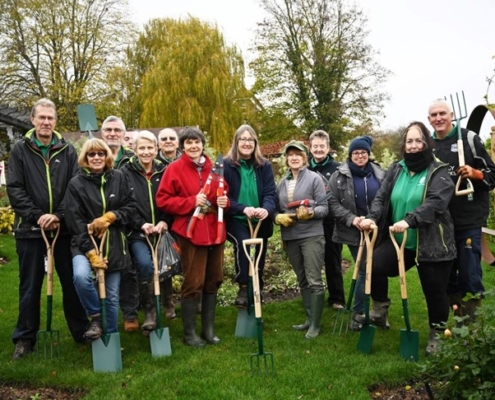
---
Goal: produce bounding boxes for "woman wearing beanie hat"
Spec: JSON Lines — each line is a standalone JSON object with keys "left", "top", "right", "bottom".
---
{"left": 274, "top": 140, "right": 328, "bottom": 339}
{"left": 328, "top": 135, "right": 385, "bottom": 330}
{"left": 360, "top": 122, "right": 456, "bottom": 356}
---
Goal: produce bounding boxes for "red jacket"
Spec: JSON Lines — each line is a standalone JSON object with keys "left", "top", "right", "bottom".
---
{"left": 156, "top": 154, "right": 229, "bottom": 246}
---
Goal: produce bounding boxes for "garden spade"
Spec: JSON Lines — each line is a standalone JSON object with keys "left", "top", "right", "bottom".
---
{"left": 146, "top": 233, "right": 172, "bottom": 357}
{"left": 89, "top": 230, "right": 123, "bottom": 372}
{"left": 243, "top": 237, "right": 274, "bottom": 376}
{"left": 357, "top": 225, "right": 377, "bottom": 354}
{"left": 390, "top": 228, "right": 419, "bottom": 362}
{"left": 235, "top": 218, "right": 262, "bottom": 339}
{"left": 334, "top": 231, "right": 364, "bottom": 336}
{"left": 37, "top": 226, "right": 61, "bottom": 359}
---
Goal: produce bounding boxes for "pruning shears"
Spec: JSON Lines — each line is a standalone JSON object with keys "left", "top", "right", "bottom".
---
{"left": 214, "top": 156, "right": 226, "bottom": 244}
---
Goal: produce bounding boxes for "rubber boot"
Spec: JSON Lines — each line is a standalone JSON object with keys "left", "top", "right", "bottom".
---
{"left": 161, "top": 278, "right": 176, "bottom": 319}
{"left": 425, "top": 328, "right": 442, "bottom": 357}
{"left": 140, "top": 279, "right": 156, "bottom": 332}
{"left": 305, "top": 291, "right": 325, "bottom": 339}
{"left": 200, "top": 293, "right": 220, "bottom": 345}
{"left": 459, "top": 298, "right": 482, "bottom": 325}
{"left": 181, "top": 298, "right": 205, "bottom": 348}
{"left": 370, "top": 300, "right": 391, "bottom": 329}
{"left": 292, "top": 289, "right": 311, "bottom": 330}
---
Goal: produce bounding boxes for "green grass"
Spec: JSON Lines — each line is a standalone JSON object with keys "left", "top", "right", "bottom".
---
{"left": 1, "top": 233, "right": 494, "bottom": 399}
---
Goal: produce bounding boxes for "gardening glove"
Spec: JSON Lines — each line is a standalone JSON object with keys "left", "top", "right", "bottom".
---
{"left": 86, "top": 249, "right": 107, "bottom": 270}
{"left": 275, "top": 213, "right": 296, "bottom": 227}
{"left": 457, "top": 165, "right": 483, "bottom": 181}
{"left": 89, "top": 212, "right": 116, "bottom": 238}
{"left": 296, "top": 206, "right": 314, "bottom": 221}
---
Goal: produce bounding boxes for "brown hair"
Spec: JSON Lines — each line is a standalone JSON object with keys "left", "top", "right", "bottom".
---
{"left": 225, "top": 124, "right": 266, "bottom": 166}
{"left": 78, "top": 139, "right": 114, "bottom": 170}
{"left": 284, "top": 149, "right": 308, "bottom": 168}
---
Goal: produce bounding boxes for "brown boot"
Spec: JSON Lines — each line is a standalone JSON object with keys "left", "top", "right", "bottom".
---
{"left": 161, "top": 278, "right": 176, "bottom": 318}
{"left": 124, "top": 319, "right": 139, "bottom": 332}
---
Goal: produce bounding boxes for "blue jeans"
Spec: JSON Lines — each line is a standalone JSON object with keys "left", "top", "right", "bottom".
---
{"left": 349, "top": 245, "right": 366, "bottom": 314}
{"left": 72, "top": 255, "right": 121, "bottom": 334}
{"left": 129, "top": 240, "right": 154, "bottom": 281}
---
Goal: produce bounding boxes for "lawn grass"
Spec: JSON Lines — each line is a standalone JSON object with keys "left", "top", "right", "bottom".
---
{"left": 1, "top": 233, "right": 494, "bottom": 399}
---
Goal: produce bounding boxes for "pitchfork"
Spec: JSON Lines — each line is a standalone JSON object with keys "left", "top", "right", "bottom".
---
{"left": 37, "top": 226, "right": 61, "bottom": 359}
{"left": 242, "top": 235, "right": 274, "bottom": 376}
{"left": 446, "top": 91, "right": 473, "bottom": 196}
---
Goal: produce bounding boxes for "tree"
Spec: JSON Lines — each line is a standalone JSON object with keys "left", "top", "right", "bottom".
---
{"left": 0, "top": 0, "right": 135, "bottom": 131}
{"left": 251, "top": 0, "right": 390, "bottom": 147}
{"left": 134, "top": 17, "right": 247, "bottom": 151}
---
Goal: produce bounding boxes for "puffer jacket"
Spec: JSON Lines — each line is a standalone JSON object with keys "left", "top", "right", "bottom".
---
{"left": 156, "top": 154, "right": 230, "bottom": 246}
{"left": 367, "top": 160, "right": 456, "bottom": 262}
{"left": 121, "top": 156, "right": 170, "bottom": 242}
{"left": 328, "top": 161, "right": 385, "bottom": 247}
{"left": 275, "top": 167, "right": 328, "bottom": 241}
{"left": 7, "top": 129, "right": 78, "bottom": 239}
{"left": 65, "top": 168, "right": 137, "bottom": 272}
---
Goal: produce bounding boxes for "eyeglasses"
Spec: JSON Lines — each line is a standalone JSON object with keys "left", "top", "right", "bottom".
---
{"left": 102, "top": 127, "right": 123, "bottom": 134}
{"left": 351, "top": 151, "right": 368, "bottom": 157}
{"left": 160, "top": 136, "right": 177, "bottom": 141}
{"left": 239, "top": 138, "right": 255, "bottom": 143}
{"left": 87, "top": 152, "right": 106, "bottom": 158}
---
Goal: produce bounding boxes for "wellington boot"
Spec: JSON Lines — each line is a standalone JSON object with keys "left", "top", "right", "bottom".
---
{"left": 292, "top": 289, "right": 311, "bottom": 330}
{"left": 305, "top": 291, "right": 325, "bottom": 339}
{"left": 370, "top": 300, "right": 391, "bottom": 329}
{"left": 457, "top": 298, "right": 482, "bottom": 326}
{"left": 160, "top": 278, "right": 176, "bottom": 318}
{"left": 181, "top": 298, "right": 205, "bottom": 348}
{"left": 140, "top": 280, "right": 156, "bottom": 332}
{"left": 200, "top": 293, "right": 220, "bottom": 345}
{"left": 425, "top": 328, "right": 442, "bottom": 357}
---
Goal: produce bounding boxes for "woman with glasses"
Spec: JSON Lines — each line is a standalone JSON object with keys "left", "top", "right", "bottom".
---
{"left": 360, "top": 122, "right": 455, "bottom": 355}
{"left": 223, "top": 124, "right": 277, "bottom": 308}
{"left": 328, "top": 136, "right": 385, "bottom": 331}
{"left": 65, "top": 138, "right": 137, "bottom": 341}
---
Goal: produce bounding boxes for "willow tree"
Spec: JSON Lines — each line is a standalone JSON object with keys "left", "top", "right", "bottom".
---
{"left": 136, "top": 17, "right": 246, "bottom": 151}
{"left": 251, "top": 0, "right": 390, "bottom": 147}
{"left": 0, "top": 0, "right": 135, "bottom": 131}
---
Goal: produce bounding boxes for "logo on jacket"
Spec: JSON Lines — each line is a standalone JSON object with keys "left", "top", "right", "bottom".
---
{"left": 450, "top": 143, "right": 458, "bottom": 153}
{"left": 109, "top": 194, "right": 116, "bottom": 198}
{"left": 465, "top": 238, "right": 472, "bottom": 249}
{"left": 55, "top": 159, "right": 60, "bottom": 163}
{"left": 418, "top": 177, "right": 426, "bottom": 186}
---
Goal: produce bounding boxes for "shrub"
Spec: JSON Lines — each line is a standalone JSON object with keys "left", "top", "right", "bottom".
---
{"left": 419, "top": 290, "right": 495, "bottom": 399}
{"left": 0, "top": 206, "right": 14, "bottom": 233}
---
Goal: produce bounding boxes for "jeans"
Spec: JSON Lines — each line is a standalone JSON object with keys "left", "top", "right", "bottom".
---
{"left": 286, "top": 236, "right": 325, "bottom": 293}
{"left": 73, "top": 255, "right": 121, "bottom": 334}
{"left": 348, "top": 244, "right": 366, "bottom": 314}
{"left": 129, "top": 240, "right": 154, "bottom": 281}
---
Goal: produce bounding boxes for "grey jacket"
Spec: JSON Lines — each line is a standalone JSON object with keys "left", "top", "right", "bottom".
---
{"left": 275, "top": 167, "right": 328, "bottom": 241}
{"left": 328, "top": 162, "right": 385, "bottom": 247}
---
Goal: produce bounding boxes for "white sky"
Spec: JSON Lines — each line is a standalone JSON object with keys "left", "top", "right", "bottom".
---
{"left": 127, "top": 0, "right": 495, "bottom": 139}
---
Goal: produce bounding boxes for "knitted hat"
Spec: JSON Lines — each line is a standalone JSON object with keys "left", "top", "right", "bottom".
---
{"left": 283, "top": 140, "right": 309, "bottom": 156}
{"left": 348, "top": 136, "right": 373, "bottom": 155}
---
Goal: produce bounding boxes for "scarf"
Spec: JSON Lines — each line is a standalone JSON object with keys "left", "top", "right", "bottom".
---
{"left": 403, "top": 150, "right": 434, "bottom": 173}
{"left": 348, "top": 160, "right": 373, "bottom": 177}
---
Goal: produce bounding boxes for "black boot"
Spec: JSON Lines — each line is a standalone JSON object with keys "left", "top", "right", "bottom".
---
{"left": 181, "top": 298, "right": 206, "bottom": 347}
{"left": 201, "top": 293, "right": 220, "bottom": 344}
{"left": 292, "top": 289, "right": 311, "bottom": 330}
{"left": 140, "top": 279, "right": 156, "bottom": 332}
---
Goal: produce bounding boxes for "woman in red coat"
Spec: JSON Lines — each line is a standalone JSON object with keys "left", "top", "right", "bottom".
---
{"left": 156, "top": 127, "right": 229, "bottom": 347}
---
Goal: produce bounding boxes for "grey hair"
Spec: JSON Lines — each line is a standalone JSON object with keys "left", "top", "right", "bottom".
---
{"left": 133, "top": 130, "right": 157, "bottom": 150}
{"left": 102, "top": 115, "right": 126, "bottom": 132}
{"left": 428, "top": 98, "right": 453, "bottom": 115}
{"left": 158, "top": 128, "right": 178, "bottom": 140}
{"left": 31, "top": 98, "right": 57, "bottom": 118}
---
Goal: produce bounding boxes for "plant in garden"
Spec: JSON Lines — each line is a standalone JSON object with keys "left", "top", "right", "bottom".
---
{"left": 419, "top": 290, "right": 495, "bottom": 399}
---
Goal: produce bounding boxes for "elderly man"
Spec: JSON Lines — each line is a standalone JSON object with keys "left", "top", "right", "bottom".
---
{"left": 155, "top": 127, "right": 182, "bottom": 318}
{"left": 100, "top": 116, "right": 137, "bottom": 331}
{"left": 7, "top": 98, "right": 89, "bottom": 359}
{"left": 428, "top": 99, "right": 495, "bottom": 323}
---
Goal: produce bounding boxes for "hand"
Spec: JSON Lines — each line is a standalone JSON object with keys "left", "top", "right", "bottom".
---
{"left": 141, "top": 223, "right": 155, "bottom": 235}
{"left": 352, "top": 216, "right": 364, "bottom": 230}
{"left": 243, "top": 206, "right": 257, "bottom": 218}
{"left": 359, "top": 218, "right": 376, "bottom": 231}
{"left": 38, "top": 214, "right": 60, "bottom": 229}
{"left": 457, "top": 165, "right": 483, "bottom": 180}
{"left": 390, "top": 220, "right": 409, "bottom": 233}
{"left": 254, "top": 207, "right": 269, "bottom": 220}
{"left": 154, "top": 221, "right": 168, "bottom": 234}
{"left": 275, "top": 213, "right": 296, "bottom": 227}
{"left": 88, "top": 212, "right": 116, "bottom": 238}
{"left": 217, "top": 195, "right": 228, "bottom": 208}
{"left": 86, "top": 249, "right": 107, "bottom": 270}
{"left": 296, "top": 206, "right": 314, "bottom": 221}
{"left": 195, "top": 193, "right": 207, "bottom": 207}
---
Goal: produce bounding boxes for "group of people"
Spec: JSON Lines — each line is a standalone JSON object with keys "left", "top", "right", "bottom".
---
{"left": 6, "top": 96, "right": 494, "bottom": 360}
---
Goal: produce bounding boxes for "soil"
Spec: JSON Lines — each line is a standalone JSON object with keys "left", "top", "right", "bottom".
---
{"left": 0, "top": 383, "right": 86, "bottom": 400}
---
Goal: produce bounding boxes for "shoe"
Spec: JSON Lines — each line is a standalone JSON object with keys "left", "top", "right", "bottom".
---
{"left": 332, "top": 303, "right": 345, "bottom": 310}
{"left": 12, "top": 340, "right": 33, "bottom": 360}
{"left": 124, "top": 319, "right": 139, "bottom": 332}
{"left": 370, "top": 301, "right": 391, "bottom": 329}
{"left": 425, "top": 328, "right": 442, "bottom": 356}
{"left": 83, "top": 317, "right": 102, "bottom": 340}
{"left": 234, "top": 286, "right": 248, "bottom": 309}
{"left": 348, "top": 312, "right": 364, "bottom": 331}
